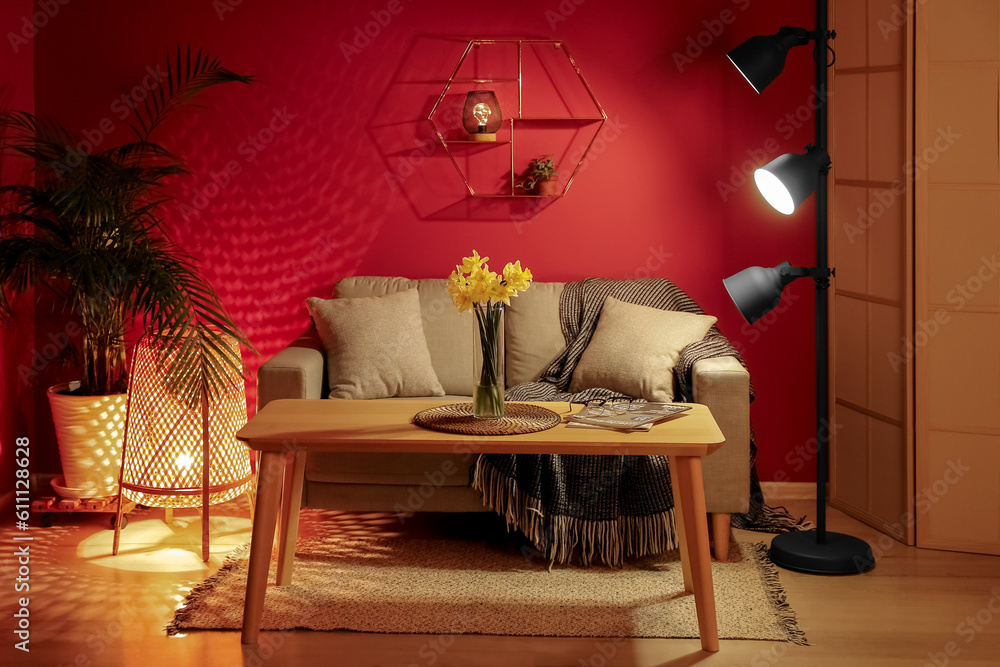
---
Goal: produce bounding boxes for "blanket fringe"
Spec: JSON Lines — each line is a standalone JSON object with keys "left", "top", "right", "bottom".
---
{"left": 752, "top": 543, "right": 810, "bottom": 646}
{"left": 473, "top": 456, "right": 677, "bottom": 568}
{"left": 733, "top": 503, "right": 813, "bottom": 533}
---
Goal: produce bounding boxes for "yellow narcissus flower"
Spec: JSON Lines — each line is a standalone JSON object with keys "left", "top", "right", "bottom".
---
{"left": 461, "top": 250, "right": 488, "bottom": 275}
{"left": 469, "top": 269, "right": 497, "bottom": 304}
{"left": 448, "top": 252, "right": 532, "bottom": 311}
{"left": 447, "top": 268, "right": 474, "bottom": 312}
{"left": 502, "top": 261, "right": 532, "bottom": 293}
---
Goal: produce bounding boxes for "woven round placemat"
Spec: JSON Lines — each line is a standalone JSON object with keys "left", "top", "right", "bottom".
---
{"left": 413, "top": 402, "right": 561, "bottom": 436}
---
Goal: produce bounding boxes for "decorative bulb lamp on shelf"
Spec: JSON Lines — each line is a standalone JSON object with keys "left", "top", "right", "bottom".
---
{"left": 112, "top": 332, "right": 254, "bottom": 562}
{"left": 463, "top": 90, "right": 501, "bottom": 141}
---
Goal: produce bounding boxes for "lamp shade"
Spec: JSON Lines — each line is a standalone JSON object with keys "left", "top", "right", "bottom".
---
{"left": 119, "top": 333, "right": 252, "bottom": 508}
{"left": 727, "top": 26, "right": 809, "bottom": 93}
{"left": 723, "top": 261, "right": 796, "bottom": 324}
{"left": 753, "top": 146, "right": 831, "bottom": 215}
{"left": 463, "top": 90, "right": 502, "bottom": 141}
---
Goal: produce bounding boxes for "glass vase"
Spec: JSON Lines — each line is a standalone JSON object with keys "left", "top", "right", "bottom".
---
{"left": 472, "top": 302, "right": 505, "bottom": 419}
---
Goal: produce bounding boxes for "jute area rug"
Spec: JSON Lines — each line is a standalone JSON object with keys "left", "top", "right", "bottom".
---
{"left": 169, "top": 510, "right": 807, "bottom": 645}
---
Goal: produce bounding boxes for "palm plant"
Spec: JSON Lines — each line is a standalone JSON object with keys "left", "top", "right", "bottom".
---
{"left": 0, "top": 46, "right": 255, "bottom": 407}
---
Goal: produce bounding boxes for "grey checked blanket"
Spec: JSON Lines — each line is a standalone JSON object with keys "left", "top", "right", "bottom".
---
{"left": 471, "top": 277, "right": 805, "bottom": 566}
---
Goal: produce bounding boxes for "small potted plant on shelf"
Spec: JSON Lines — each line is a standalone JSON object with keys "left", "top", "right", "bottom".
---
{"left": 515, "top": 154, "right": 560, "bottom": 196}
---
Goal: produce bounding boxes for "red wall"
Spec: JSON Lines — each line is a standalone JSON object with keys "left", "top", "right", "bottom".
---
{"left": 14, "top": 0, "right": 821, "bottom": 483}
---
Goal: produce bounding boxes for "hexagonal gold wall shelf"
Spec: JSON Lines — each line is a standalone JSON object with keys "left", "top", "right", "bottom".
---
{"left": 428, "top": 39, "right": 606, "bottom": 199}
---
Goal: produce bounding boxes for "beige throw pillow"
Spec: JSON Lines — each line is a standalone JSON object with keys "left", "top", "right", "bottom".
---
{"left": 569, "top": 297, "right": 717, "bottom": 402}
{"left": 306, "top": 289, "right": 445, "bottom": 400}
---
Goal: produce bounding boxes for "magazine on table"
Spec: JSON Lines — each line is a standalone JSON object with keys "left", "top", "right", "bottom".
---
{"left": 565, "top": 402, "right": 692, "bottom": 431}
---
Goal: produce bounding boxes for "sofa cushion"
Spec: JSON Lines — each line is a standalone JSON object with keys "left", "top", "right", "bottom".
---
{"left": 569, "top": 297, "right": 717, "bottom": 401}
{"left": 505, "top": 281, "right": 566, "bottom": 386}
{"left": 336, "top": 277, "right": 472, "bottom": 395}
{"left": 306, "top": 289, "right": 445, "bottom": 399}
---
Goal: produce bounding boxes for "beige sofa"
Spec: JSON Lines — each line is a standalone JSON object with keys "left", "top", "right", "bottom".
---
{"left": 257, "top": 276, "right": 751, "bottom": 559}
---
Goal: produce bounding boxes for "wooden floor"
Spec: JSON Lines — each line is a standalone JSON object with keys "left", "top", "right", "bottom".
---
{"left": 2, "top": 498, "right": 999, "bottom": 667}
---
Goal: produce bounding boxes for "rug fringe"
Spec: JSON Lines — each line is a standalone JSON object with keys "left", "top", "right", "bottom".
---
{"left": 164, "top": 541, "right": 252, "bottom": 636}
{"left": 751, "top": 543, "right": 810, "bottom": 646}
{"left": 472, "top": 456, "right": 677, "bottom": 568}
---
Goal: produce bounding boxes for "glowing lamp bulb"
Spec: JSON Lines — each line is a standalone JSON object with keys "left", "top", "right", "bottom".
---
{"left": 753, "top": 168, "right": 795, "bottom": 215}
{"left": 462, "top": 91, "right": 500, "bottom": 142}
{"left": 472, "top": 103, "right": 492, "bottom": 131}
{"left": 175, "top": 453, "right": 194, "bottom": 470}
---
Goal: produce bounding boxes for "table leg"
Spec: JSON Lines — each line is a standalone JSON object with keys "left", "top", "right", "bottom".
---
{"left": 276, "top": 451, "right": 306, "bottom": 586}
{"left": 671, "top": 455, "right": 719, "bottom": 653}
{"left": 241, "top": 450, "right": 285, "bottom": 644}
{"left": 670, "top": 457, "right": 693, "bottom": 593}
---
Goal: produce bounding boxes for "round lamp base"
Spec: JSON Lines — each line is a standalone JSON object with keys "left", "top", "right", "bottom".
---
{"left": 769, "top": 530, "right": 875, "bottom": 575}
{"left": 471, "top": 132, "right": 497, "bottom": 142}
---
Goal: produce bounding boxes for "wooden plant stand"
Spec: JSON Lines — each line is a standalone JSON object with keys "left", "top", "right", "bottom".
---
{"left": 32, "top": 495, "right": 136, "bottom": 529}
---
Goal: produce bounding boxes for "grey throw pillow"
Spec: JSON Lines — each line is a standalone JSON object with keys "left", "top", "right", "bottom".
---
{"left": 306, "top": 289, "right": 445, "bottom": 399}
{"left": 569, "top": 297, "right": 717, "bottom": 402}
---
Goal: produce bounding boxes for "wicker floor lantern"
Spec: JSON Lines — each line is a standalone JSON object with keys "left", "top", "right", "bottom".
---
{"left": 112, "top": 332, "right": 254, "bottom": 561}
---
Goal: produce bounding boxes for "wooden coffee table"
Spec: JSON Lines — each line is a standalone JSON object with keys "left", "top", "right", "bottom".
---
{"left": 235, "top": 399, "right": 725, "bottom": 651}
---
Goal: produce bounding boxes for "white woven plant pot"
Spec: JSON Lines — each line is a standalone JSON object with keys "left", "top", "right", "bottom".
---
{"left": 47, "top": 382, "right": 127, "bottom": 498}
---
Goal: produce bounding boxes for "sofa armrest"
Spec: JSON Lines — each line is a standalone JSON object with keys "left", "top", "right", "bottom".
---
{"left": 692, "top": 356, "right": 751, "bottom": 514}
{"left": 257, "top": 327, "right": 326, "bottom": 408}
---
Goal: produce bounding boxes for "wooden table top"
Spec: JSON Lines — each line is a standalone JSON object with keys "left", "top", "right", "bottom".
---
{"left": 237, "top": 399, "right": 725, "bottom": 457}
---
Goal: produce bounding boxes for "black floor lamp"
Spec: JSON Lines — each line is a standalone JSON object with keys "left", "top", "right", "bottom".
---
{"left": 723, "top": 0, "right": 875, "bottom": 575}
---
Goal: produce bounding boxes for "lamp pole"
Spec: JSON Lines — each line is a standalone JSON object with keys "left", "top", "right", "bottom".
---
{"left": 814, "top": 0, "right": 831, "bottom": 546}
{"left": 766, "top": 0, "right": 875, "bottom": 574}
{"left": 724, "top": 0, "right": 877, "bottom": 573}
